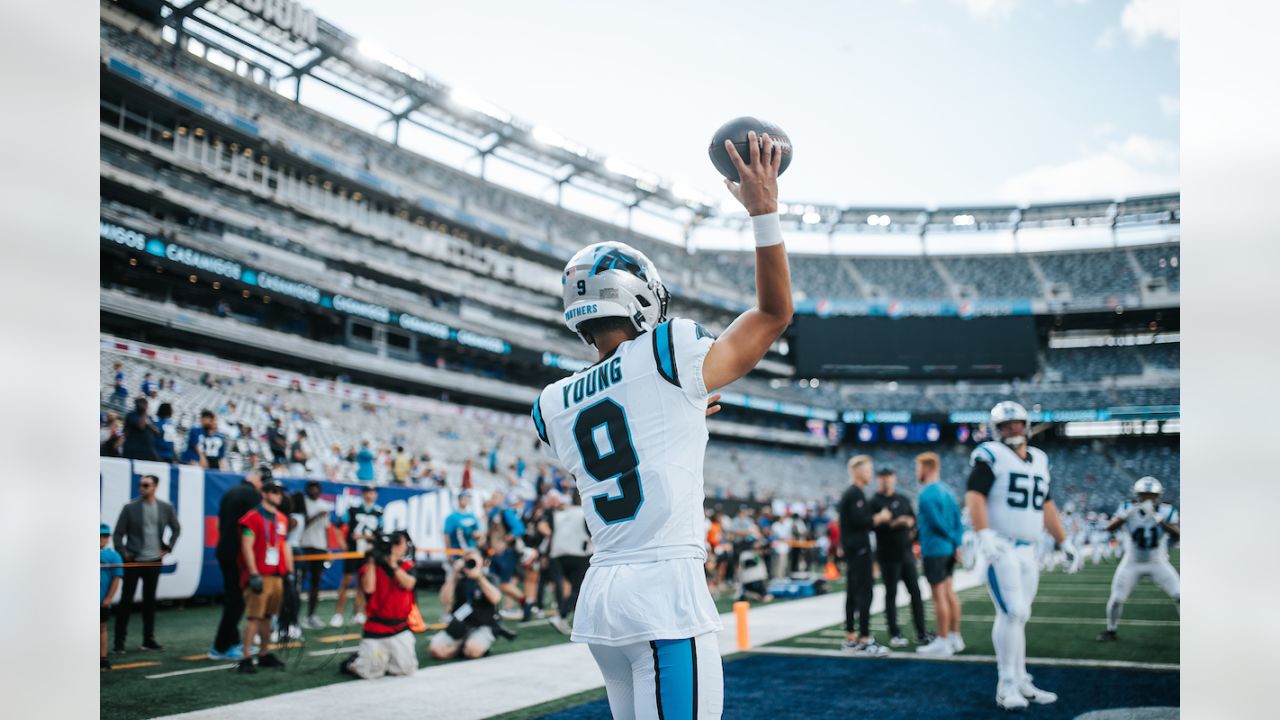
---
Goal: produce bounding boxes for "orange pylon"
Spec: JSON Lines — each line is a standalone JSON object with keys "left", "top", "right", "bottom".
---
{"left": 824, "top": 558, "right": 840, "bottom": 581}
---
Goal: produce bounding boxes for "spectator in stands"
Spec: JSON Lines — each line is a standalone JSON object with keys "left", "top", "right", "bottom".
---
{"left": 870, "top": 467, "right": 930, "bottom": 647}
{"left": 289, "top": 429, "right": 310, "bottom": 476}
{"left": 839, "top": 455, "right": 891, "bottom": 656}
{"left": 355, "top": 439, "right": 376, "bottom": 482}
{"left": 210, "top": 465, "right": 265, "bottom": 660}
{"left": 297, "top": 481, "right": 332, "bottom": 629}
{"left": 112, "top": 474, "right": 181, "bottom": 653}
{"left": 341, "top": 531, "right": 418, "bottom": 679}
{"left": 392, "top": 446, "right": 412, "bottom": 485}
{"left": 770, "top": 511, "right": 793, "bottom": 579}
{"left": 152, "top": 402, "right": 177, "bottom": 464}
{"left": 121, "top": 397, "right": 160, "bottom": 461}
{"left": 323, "top": 443, "right": 345, "bottom": 481}
{"left": 101, "top": 413, "right": 124, "bottom": 458}
{"left": 111, "top": 361, "right": 128, "bottom": 401}
{"left": 140, "top": 372, "right": 156, "bottom": 399}
{"left": 332, "top": 486, "right": 382, "bottom": 627}
{"left": 429, "top": 548, "right": 504, "bottom": 660}
{"left": 461, "top": 458, "right": 473, "bottom": 491}
{"left": 100, "top": 522, "right": 123, "bottom": 671}
{"left": 267, "top": 418, "right": 288, "bottom": 469}
{"left": 183, "top": 410, "right": 229, "bottom": 470}
{"left": 236, "top": 479, "right": 294, "bottom": 674}
{"left": 914, "top": 452, "right": 966, "bottom": 657}
{"left": 444, "top": 491, "right": 480, "bottom": 552}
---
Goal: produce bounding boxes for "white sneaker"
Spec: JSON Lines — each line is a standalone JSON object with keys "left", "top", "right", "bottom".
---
{"left": 914, "top": 637, "right": 954, "bottom": 657}
{"left": 329, "top": 613, "right": 344, "bottom": 628}
{"left": 286, "top": 625, "right": 304, "bottom": 641}
{"left": 888, "top": 635, "right": 909, "bottom": 648}
{"left": 950, "top": 634, "right": 966, "bottom": 653}
{"left": 549, "top": 617, "right": 572, "bottom": 636}
{"left": 1019, "top": 677, "right": 1057, "bottom": 705}
{"left": 996, "top": 682, "right": 1030, "bottom": 711}
{"left": 305, "top": 615, "right": 323, "bottom": 629}
{"left": 352, "top": 612, "right": 366, "bottom": 626}
{"left": 269, "top": 629, "right": 280, "bottom": 644}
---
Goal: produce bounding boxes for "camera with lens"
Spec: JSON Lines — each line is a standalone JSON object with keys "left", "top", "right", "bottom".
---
{"left": 463, "top": 557, "right": 478, "bottom": 571}
{"left": 370, "top": 531, "right": 413, "bottom": 564}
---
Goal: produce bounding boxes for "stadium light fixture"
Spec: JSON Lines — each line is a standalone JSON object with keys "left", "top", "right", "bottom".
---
{"left": 952, "top": 214, "right": 976, "bottom": 226}
{"left": 450, "top": 87, "right": 512, "bottom": 124}
{"left": 802, "top": 211, "right": 822, "bottom": 225}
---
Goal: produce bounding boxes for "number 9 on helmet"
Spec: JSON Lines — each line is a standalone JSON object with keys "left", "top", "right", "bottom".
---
{"left": 562, "top": 241, "right": 670, "bottom": 346}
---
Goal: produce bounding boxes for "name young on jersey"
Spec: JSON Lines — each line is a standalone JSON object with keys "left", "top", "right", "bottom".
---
{"left": 561, "top": 356, "right": 624, "bottom": 409}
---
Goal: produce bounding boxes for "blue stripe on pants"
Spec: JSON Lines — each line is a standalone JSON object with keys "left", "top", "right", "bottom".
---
{"left": 987, "top": 564, "right": 1009, "bottom": 615}
{"left": 653, "top": 638, "right": 696, "bottom": 719}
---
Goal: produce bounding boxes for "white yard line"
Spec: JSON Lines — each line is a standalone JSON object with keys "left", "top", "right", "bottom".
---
{"left": 750, "top": 644, "right": 1179, "bottom": 671}
{"left": 145, "top": 663, "right": 237, "bottom": 679}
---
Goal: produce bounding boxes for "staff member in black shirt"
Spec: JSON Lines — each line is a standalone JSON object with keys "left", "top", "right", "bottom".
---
{"left": 839, "top": 455, "right": 892, "bottom": 656}
{"left": 209, "top": 465, "right": 266, "bottom": 660}
{"left": 870, "top": 468, "right": 930, "bottom": 647}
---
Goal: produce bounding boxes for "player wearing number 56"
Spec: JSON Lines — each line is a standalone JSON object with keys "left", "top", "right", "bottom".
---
{"left": 530, "top": 128, "right": 792, "bottom": 719}
{"left": 966, "top": 401, "right": 1081, "bottom": 711}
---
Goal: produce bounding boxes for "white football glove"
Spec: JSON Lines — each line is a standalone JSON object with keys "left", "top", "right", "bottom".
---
{"left": 1059, "top": 541, "right": 1082, "bottom": 574}
{"left": 977, "top": 528, "right": 1006, "bottom": 564}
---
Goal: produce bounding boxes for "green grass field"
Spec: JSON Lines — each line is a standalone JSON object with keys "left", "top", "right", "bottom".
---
{"left": 102, "top": 555, "right": 1176, "bottom": 720}
{"left": 99, "top": 575, "right": 828, "bottom": 720}
{"left": 769, "top": 551, "right": 1180, "bottom": 666}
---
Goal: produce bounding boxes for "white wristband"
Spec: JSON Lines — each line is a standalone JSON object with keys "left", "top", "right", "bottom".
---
{"left": 750, "top": 212, "right": 784, "bottom": 248}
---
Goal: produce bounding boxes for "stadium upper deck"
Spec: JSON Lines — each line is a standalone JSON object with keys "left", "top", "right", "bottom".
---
{"left": 98, "top": 2, "right": 1178, "bottom": 429}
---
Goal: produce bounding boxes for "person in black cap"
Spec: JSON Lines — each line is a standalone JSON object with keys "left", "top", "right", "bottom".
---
{"left": 869, "top": 467, "right": 931, "bottom": 647}
{"left": 209, "top": 465, "right": 266, "bottom": 660}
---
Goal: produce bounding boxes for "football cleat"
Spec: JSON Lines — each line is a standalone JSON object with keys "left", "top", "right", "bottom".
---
{"left": 1019, "top": 677, "right": 1058, "bottom": 704}
{"left": 996, "top": 681, "right": 1030, "bottom": 711}
{"left": 1097, "top": 629, "right": 1119, "bottom": 642}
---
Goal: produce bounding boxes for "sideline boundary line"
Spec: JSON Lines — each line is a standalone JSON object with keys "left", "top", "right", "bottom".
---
{"left": 749, "top": 645, "right": 1179, "bottom": 671}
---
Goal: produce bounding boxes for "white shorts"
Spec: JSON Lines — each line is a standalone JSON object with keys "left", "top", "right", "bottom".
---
{"left": 1110, "top": 556, "right": 1180, "bottom": 601}
{"left": 349, "top": 630, "right": 417, "bottom": 679}
{"left": 572, "top": 557, "right": 722, "bottom": 646}
{"left": 590, "top": 632, "right": 723, "bottom": 720}
{"left": 984, "top": 542, "right": 1040, "bottom": 621}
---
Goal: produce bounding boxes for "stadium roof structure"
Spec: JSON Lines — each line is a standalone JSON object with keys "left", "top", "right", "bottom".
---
{"left": 149, "top": 0, "right": 1179, "bottom": 247}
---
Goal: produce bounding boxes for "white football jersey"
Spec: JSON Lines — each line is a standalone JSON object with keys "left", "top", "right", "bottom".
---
{"left": 1116, "top": 501, "right": 1178, "bottom": 562}
{"left": 533, "top": 318, "right": 722, "bottom": 645}
{"left": 970, "top": 441, "right": 1053, "bottom": 543}
{"left": 533, "top": 317, "right": 715, "bottom": 566}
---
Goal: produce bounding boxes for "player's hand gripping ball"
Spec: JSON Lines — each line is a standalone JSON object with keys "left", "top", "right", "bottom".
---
{"left": 708, "top": 117, "right": 792, "bottom": 183}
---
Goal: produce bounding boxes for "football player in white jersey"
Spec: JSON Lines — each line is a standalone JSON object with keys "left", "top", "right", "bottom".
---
{"left": 966, "top": 401, "right": 1081, "bottom": 711}
{"left": 1097, "top": 477, "right": 1180, "bottom": 641}
{"left": 531, "top": 132, "right": 791, "bottom": 720}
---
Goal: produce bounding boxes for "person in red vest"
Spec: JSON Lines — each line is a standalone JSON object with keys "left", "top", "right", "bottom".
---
{"left": 236, "top": 480, "right": 294, "bottom": 674}
{"left": 342, "top": 531, "right": 419, "bottom": 679}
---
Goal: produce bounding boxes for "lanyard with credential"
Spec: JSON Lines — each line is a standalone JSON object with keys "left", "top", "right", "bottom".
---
{"left": 258, "top": 506, "right": 279, "bottom": 556}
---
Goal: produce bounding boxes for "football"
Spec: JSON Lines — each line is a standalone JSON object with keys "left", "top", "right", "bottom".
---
{"left": 708, "top": 116, "right": 793, "bottom": 183}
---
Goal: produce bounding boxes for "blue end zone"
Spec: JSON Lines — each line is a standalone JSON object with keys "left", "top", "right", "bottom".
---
{"left": 536, "top": 654, "right": 1178, "bottom": 719}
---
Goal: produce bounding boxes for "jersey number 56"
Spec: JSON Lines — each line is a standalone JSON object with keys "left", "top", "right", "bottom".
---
{"left": 1007, "top": 472, "right": 1047, "bottom": 510}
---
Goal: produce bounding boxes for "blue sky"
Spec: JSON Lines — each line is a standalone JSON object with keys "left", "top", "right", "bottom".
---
{"left": 302, "top": 0, "right": 1178, "bottom": 208}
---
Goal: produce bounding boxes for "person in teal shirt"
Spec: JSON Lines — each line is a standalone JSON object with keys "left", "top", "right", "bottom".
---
{"left": 100, "top": 522, "right": 124, "bottom": 670}
{"left": 914, "top": 452, "right": 966, "bottom": 656}
{"left": 355, "top": 440, "right": 376, "bottom": 482}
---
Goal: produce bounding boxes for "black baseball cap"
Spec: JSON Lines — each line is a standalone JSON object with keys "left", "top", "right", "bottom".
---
{"left": 262, "top": 480, "right": 285, "bottom": 494}
{"left": 876, "top": 467, "right": 896, "bottom": 477}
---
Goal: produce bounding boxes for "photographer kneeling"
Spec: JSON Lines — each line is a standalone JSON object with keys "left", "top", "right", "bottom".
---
{"left": 342, "top": 531, "right": 419, "bottom": 679}
{"left": 429, "top": 548, "right": 505, "bottom": 660}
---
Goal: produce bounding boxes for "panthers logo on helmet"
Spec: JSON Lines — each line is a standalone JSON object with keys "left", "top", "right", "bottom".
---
{"left": 589, "top": 248, "right": 649, "bottom": 282}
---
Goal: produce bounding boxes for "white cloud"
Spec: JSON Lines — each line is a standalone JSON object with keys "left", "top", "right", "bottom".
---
{"left": 1158, "top": 94, "right": 1179, "bottom": 116}
{"left": 999, "top": 134, "right": 1179, "bottom": 203}
{"left": 1120, "top": 0, "right": 1179, "bottom": 45}
{"left": 952, "top": 0, "right": 1020, "bottom": 19}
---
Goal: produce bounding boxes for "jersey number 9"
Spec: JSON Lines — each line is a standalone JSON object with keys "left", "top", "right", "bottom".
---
{"left": 1007, "top": 472, "right": 1047, "bottom": 510}
{"left": 573, "top": 399, "right": 643, "bottom": 524}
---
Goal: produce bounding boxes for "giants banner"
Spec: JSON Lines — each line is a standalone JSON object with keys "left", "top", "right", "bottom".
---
{"left": 99, "top": 458, "right": 457, "bottom": 600}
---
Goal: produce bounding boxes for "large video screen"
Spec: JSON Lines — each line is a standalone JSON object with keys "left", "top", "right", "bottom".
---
{"left": 789, "top": 315, "right": 1039, "bottom": 379}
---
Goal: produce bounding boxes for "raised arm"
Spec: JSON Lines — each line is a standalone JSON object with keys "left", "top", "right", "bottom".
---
{"left": 703, "top": 131, "right": 793, "bottom": 392}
